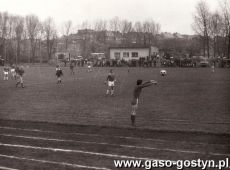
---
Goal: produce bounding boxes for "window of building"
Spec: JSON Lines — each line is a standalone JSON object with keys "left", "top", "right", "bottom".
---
{"left": 123, "top": 52, "right": 129, "bottom": 58}
{"left": 114, "top": 52, "right": 121, "bottom": 60}
{"left": 132, "top": 52, "right": 138, "bottom": 58}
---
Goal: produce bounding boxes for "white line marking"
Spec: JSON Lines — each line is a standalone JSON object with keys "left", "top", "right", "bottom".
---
{"left": 0, "top": 143, "right": 158, "bottom": 161}
{"left": 0, "top": 154, "right": 110, "bottom": 170}
{"left": 0, "top": 166, "right": 19, "bottom": 170}
{"left": 0, "top": 126, "right": 229, "bottom": 147}
{"left": 152, "top": 119, "right": 230, "bottom": 124}
{"left": 2, "top": 133, "right": 229, "bottom": 156}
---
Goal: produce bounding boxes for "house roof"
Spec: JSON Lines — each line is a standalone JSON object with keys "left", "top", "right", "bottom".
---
{"left": 109, "top": 45, "right": 151, "bottom": 50}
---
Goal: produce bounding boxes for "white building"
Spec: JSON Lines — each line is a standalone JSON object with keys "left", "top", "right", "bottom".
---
{"left": 109, "top": 46, "right": 158, "bottom": 61}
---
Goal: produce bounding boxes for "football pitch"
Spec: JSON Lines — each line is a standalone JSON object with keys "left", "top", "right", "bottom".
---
{"left": 0, "top": 65, "right": 230, "bottom": 170}
{"left": 0, "top": 66, "right": 230, "bottom": 134}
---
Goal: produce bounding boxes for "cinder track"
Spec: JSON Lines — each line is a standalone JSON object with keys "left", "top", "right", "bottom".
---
{"left": 0, "top": 120, "right": 229, "bottom": 170}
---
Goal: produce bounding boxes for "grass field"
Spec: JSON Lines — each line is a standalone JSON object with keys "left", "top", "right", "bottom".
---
{"left": 0, "top": 65, "right": 230, "bottom": 170}
{"left": 0, "top": 65, "right": 229, "bottom": 134}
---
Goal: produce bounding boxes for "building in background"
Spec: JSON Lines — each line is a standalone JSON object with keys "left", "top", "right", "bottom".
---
{"left": 109, "top": 46, "right": 159, "bottom": 61}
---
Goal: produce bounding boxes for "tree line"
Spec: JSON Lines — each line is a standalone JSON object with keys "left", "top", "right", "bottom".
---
{"left": 1, "top": 0, "right": 230, "bottom": 64}
{"left": 0, "top": 13, "right": 59, "bottom": 63}
{"left": 0, "top": 12, "right": 162, "bottom": 63}
{"left": 193, "top": 0, "right": 230, "bottom": 59}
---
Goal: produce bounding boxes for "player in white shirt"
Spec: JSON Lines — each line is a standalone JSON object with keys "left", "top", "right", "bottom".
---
{"left": 105, "top": 69, "right": 116, "bottom": 96}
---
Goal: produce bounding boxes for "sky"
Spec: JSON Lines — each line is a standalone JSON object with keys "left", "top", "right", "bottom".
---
{"left": 0, "top": 0, "right": 220, "bottom": 35}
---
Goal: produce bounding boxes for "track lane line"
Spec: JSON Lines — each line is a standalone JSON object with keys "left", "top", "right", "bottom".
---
{"left": 0, "top": 166, "right": 19, "bottom": 170}
{"left": 0, "top": 154, "right": 110, "bottom": 170}
{"left": 1, "top": 133, "right": 229, "bottom": 157}
{"left": 0, "top": 142, "right": 161, "bottom": 161}
{"left": 0, "top": 126, "right": 229, "bottom": 147}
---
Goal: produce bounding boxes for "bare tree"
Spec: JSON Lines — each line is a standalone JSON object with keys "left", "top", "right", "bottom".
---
{"left": 43, "top": 17, "right": 57, "bottom": 60}
{"left": 220, "top": 0, "right": 230, "bottom": 58}
{"left": 119, "top": 19, "right": 132, "bottom": 34}
{"left": 94, "top": 19, "right": 107, "bottom": 43}
{"left": 210, "top": 11, "right": 223, "bottom": 58}
{"left": 80, "top": 20, "right": 92, "bottom": 30}
{"left": 109, "top": 17, "right": 120, "bottom": 41}
{"left": 133, "top": 20, "right": 160, "bottom": 45}
{"left": 119, "top": 19, "right": 133, "bottom": 44}
{"left": 134, "top": 21, "right": 143, "bottom": 33}
{"left": 0, "top": 12, "right": 9, "bottom": 61}
{"left": 149, "top": 20, "right": 161, "bottom": 45}
{"left": 62, "top": 20, "right": 72, "bottom": 50}
{"left": 94, "top": 19, "right": 107, "bottom": 31}
{"left": 193, "top": 0, "right": 211, "bottom": 58}
{"left": 109, "top": 16, "right": 120, "bottom": 32}
{"left": 25, "top": 14, "right": 40, "bottom": 63}
{"left": 14, "top": 16, "right": 24, "bottom": 64}
{"left": 134, "top": 21, "right": 144, "bottom": 44}
{"left": 5, "top": 15, "right": 16, "bottom": 63}
{"left": 143, "top": 20, "right": 153, "bottom": 45}
{"left": 78, "top": 20, "right": 93, "bottom": 57}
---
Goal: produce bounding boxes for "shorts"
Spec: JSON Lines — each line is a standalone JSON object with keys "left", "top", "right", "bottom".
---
{"left": 131, "top": 98, "right": 139, "bottom": 106}
{"left": 17, "top": 76, "right": 23, "bottom": 83}
{"left": 4, "top": 71, "right": 9, "bottom": 75}
{"left": 108, "top": 81, "right": 115, "bottom": 87}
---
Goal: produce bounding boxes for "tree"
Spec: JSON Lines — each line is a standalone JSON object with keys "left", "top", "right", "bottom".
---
{"left": 134, "top": 21, "right": 144, "bottom": 44}
{"left": 109, "top": 16, "right": 120, "bottom": 32}
{"left": 119, "top": 19, "right": 133, "bottom": 44}
{"left": 25, "top": 14, "right": 40, "bottom": 63}
{"left": 143, "top": 19, "right": 161, "bottom": 45}
{"left": 14, "top": 16, "right": 24, "bottom": 64}
{"left": 94, "top": 19, "right": 107, "bottom": 43}
{"left": 210, "top": 12, "right": 223, "bottom": 58}
{"left": 220, "top": 0, "right": 230, "bottom": 58}
{"left": 5, "top": 15, "right": 16, "bottom": 63}
{"left": 62, "top": 20, "right": 72, "bottom": 50}
{"left": 0, "top": 12, "right": 9, "bottom": 61}
{"left": 109, "top": 17, "right": 120, "bottom": 41}
{"left": 43, "top": 17, "right": 57, "bottom": 60}
{"left": 193, "top": 0, "right": 211, "bottom": 58}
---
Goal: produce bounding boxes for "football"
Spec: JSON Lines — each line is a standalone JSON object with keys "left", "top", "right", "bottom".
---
{"left": 160, "top": 69, "right": 167, "bottom": 76}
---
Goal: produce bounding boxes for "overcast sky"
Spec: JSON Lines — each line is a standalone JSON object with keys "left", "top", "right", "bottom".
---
{"left": 1, "top": 0, "right": 219, "bottom": 35}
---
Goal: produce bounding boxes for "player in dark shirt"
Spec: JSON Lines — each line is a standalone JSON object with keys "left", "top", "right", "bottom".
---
{"left": 15, "top": 66, "right": 25, "bottom": 88}
{"left": 131, "top": 79, "right": 157, "bottom": 126}
{"left": 56, "top": 69, "right": 63, "bottom": 83}
{"left": 105, "top": 69, "right": 116, "bottom": 96}
{"left": 56, "top": 66, "right": 63, "bottom": 83}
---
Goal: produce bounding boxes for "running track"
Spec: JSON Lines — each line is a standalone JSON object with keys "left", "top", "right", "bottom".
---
{"left": 0, "top": 120, "right": 229, "bottom": 170}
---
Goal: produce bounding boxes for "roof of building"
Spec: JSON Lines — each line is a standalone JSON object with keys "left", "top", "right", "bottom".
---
{"left": 109, "top": 45, "right": 151, "bottom": 50}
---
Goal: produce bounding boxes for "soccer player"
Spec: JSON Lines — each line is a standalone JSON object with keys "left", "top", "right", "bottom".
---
{"left": 131, "top": 79, "right": 157, "bottom": 126}
{"left": 3, "top": 66, "right": 10, "bottom": 80}
{"left": 15, "top": 66, "right": 25, "bottom": 88}
{"left": 211, "top": 62, "right": 215, "bottom": 73}
{"left": 105, "top": 69, "right": 116, "bottom": 96}
{"left": 10, "top": 65, "right": 16, "bottom": 80}
{"left": 87, "top": 61, "right": 92, "bottom": 72}
{"left": 56, "top": 65, "right": 63, "bottom": 83}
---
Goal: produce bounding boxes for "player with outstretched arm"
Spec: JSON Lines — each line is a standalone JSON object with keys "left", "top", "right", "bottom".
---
{"left": 131, "top": 79, "right": 157, "bottom": 126}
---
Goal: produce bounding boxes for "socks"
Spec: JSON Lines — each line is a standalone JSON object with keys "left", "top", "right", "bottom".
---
{"left": 131, "top": 115, "right": 135, "bottom": 126}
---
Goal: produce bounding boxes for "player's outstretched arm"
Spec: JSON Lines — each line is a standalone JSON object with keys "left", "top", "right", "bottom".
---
{"left": 150, "top": 80, "right": 157, "bottom": 84}
{"left": 141, "top": 80, "right": 157, "bottom": 88}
